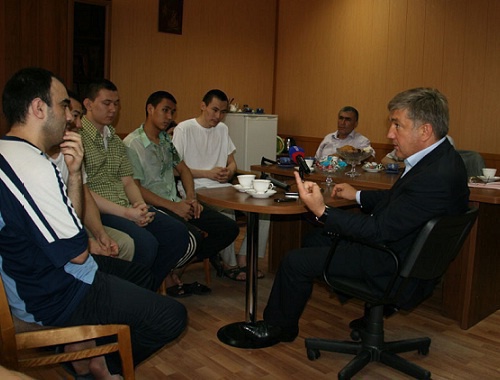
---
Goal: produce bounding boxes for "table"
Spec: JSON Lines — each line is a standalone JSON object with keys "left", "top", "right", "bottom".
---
{"left": 251, "top": 164, "right": 500, "bottom": 329}
{"left": 196, "top": 186, "right": 353, "bottom": 348}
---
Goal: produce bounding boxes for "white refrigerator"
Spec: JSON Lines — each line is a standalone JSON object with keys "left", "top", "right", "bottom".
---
{"left": 225, "top": 113, "right": 278, "bottom": 171}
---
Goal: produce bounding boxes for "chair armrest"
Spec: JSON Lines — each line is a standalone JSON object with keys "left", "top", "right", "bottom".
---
{"left": 16, "top": 324, "right": 130, "bottom": 350}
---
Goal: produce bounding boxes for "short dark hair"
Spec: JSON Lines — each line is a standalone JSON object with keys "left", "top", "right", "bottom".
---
{"left": 145, "top": 91, "right": 177, "bottom": 117}
{"left": 202, "top": 89, "right": 228, "bottom": 106}
{"left": 84, "top": 79, "right": 118, "bottom": 101}
{"left": 388, "top": 87, "right": 449, "bottom": 138}
{"left": 67, "top": 89, "right": 81, "bottom": 104}
{"left": 2, "top": 67, "right": 56, "bottom": 128}
{"left": 339, "top": 106, "right": 359, "bottom": 122}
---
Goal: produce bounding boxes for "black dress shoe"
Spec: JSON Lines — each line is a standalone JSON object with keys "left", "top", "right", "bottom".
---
{"left": 241, "top": 321, "right": 298, "bottom": 344}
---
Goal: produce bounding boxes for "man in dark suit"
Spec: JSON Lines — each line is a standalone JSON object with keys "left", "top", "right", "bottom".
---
{"left": 243, "top": 87, "right": 470, "bottom": 345}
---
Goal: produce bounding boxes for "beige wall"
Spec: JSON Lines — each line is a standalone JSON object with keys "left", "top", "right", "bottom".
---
{"left": 275, "top": 0, "right": 500, "bottom": 154}
{"left": 109, "top": 0, "right": 277, "bottom": 133}
{"left": 109, "top": 0, "right": 500, "bottom": 155}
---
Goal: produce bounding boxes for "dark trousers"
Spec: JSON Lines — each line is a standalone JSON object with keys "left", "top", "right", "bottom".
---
{"left": 64, "top": 270, "right": 187, "bottom": 373}
{"left": 263, "top": 233, "right": 395, "bottom": 332}
{"left": 263, "top": 247, "right": 331, "bottom": 331}
{"left": 92, "top": 254, "right": 156, "bottom": 291}
{"left": 100, "top": 206, "right": 189, "bottom": 289}
{"left": 158, "top": 205, "right": 239, "bottom": 261}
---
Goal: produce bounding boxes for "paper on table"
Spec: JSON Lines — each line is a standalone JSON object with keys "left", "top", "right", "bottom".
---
{"left": 195, "top": 178, "right": 233, "bottom": 189}
{"left": 468, "top": 180, "right": 500, "bottom": 190}
{"left": 204, "top": 183, "right": 233, "bottom": 188}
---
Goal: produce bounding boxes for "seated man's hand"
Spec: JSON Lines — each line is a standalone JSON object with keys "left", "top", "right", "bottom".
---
{"left": 294, "top": 171, "right": 325, "bottom": 217}
{"left": 127, "top": 202, "right": 155, "bottom": 227}
{"left": 172, "top": 200, "right": 194, "bottom": 221}
{"left": 88, "top": 236, "right": 119, "bottom": 257}
{"left": 209, "top": 166, "right": 231, "bottom": 183}
{"left": 332, "top": 183, "right": 357, "bottom": 201}
{"left": 188, "top": 199, "right": 203, "bottom": 219}
{"left": 60, "top": 131, "right": 84, "bottom": 175}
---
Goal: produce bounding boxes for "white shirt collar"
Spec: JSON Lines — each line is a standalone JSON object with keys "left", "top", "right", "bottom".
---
{"left": 402, "top": 136, "right": 446, "bottom": 176}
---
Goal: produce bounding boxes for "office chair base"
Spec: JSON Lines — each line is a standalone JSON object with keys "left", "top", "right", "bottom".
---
{"left": 305, "top": 337, "right": 431, "bottom": 379}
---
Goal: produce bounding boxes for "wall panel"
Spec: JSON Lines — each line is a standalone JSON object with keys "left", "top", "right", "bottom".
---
{"left": 275, "top": 0, "right": 500, "bottom": 154}
{"left": 421, "top": 0, "right": 445, "bottom": 88}
{"left": 0, "top": 0, "right": 70, "bottom": 136}
{"left": 481, "top": 0, "right": 500, "bottom": 153}
{"left": 441, "top": 0, "right": 466, "bottom": 147}
{"left": 109, "top": 0, "right": 277, "bottom": 133}
{"left": 459, "top": 1, "right": 488, "bottom": 150}
{"left": 1, "top": 0, "right": 499, "bottom": 155}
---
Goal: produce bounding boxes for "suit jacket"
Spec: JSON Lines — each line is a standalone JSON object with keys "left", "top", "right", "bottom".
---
{"left": 325, "top": 139, "right": 470, "bottom": 302}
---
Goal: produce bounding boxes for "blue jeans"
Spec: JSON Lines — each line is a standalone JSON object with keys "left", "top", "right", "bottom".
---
{"left": 100, "top": 206, "right": 189, "bottom": 289}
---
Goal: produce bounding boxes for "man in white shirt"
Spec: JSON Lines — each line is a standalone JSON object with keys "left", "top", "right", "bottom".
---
{"left": 173, "top": 89, "right": 267, "bottom": 280}
{"left": 173, "top": 89, "right": 237, "bottom": 190}
{"left": 315, "top": 106, "right": 374, "bottom": 159}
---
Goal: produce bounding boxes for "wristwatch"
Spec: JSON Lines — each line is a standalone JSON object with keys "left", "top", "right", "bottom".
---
{"left": 315, "top": 206, "right": 330, "bottom": 224}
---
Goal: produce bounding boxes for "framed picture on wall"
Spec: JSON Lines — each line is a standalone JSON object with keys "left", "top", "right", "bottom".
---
{"left": 158, "top": 0, "right": 183, "bottom": 35}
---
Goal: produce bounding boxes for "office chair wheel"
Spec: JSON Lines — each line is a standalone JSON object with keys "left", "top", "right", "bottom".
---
{"left": 350, "top": 329, "right": 361, "bottom": 341}
{"left": 307, "top": 348, "right": 321, "bottom": 360}
{"left": 418, "top": 346, "right": 430, "bottom": 355}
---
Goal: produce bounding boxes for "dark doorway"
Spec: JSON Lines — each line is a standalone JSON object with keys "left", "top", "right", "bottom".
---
{"left": 72, "top": 1, "right": 110, "bottom": 99}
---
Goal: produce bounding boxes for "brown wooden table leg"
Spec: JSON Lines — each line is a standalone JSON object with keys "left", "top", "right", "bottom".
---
{"left": 442, "top": 201, "right": 500, "bottom": 329}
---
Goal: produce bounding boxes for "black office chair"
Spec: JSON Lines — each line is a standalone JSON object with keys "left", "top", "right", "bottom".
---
{"left": 305, "top": 208, "right": 478, "bottom": 380}
{"left": 457, "top": 150, "right": 485, "bottom": 177}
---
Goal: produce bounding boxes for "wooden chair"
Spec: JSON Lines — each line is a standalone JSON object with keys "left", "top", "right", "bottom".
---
{"left": 185, "top": 257, "right": 212, "bottom": 286}
{"left": 0, "top": 274, "right": 135, "bottom": 379}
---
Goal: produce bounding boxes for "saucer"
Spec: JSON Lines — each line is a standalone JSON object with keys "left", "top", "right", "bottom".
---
{"left": 245, "top": 189, "right": 277, "bottom": 198}
{"left": 363, "top": 167, "right": 384, "bottom": 173}
{"left": 477, "top": 176, "right": 500, "bottom": 183}
{"left": 233, "top": 184, "right": 252, "bottom": 192}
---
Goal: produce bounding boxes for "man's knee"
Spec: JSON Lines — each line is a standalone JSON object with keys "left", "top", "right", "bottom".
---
{"left": 154, "top": 299, "right": 188, "bottom": 343}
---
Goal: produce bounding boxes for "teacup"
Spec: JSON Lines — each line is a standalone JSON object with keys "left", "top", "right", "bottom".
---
{"left": 252, "top": 179, "right": 274, "bottom": 193}
{"left": 482, "top": 168, "right": 497, "bottom": 178}
{"left": 237, "top": 174, "right": 255, "bottom": 188}
{"left": 305, "top": 157, "right": 315, "bottom": 170}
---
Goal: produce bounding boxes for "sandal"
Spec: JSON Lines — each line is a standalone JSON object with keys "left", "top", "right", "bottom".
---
{"left": 223, "top": 267, "right": 246, "bottom": 281}
{"left": 166, "top": 284, "right": 193, "bottom": 298}
{"left": 239, "top": 266, "right": 265, "bottom": 279}
{"left": 184, "top": 281, "right": 211, "bottom": 295}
